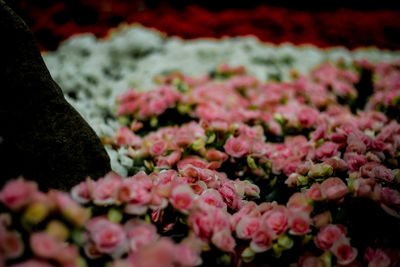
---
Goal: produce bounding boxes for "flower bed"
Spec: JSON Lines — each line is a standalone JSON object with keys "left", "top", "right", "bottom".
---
{"left": 1, "top": 26, "right": 400, "bottom": 266}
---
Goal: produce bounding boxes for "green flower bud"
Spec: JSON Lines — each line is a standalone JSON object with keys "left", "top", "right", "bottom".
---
{"left": 241, "top": 247, "right": 256, "bottom": 263}
{"left": 273, "top": 113, "right": 285, "bottom": 125}
{"left": 22, "top": 203, "right": 49, "bottom": 225}
{"left": 108, "top": 208, "right": 123, "bottom": 223}
{"left": 297, "top": 175, "right": 309, "bottom": 186}
{"left": 192, "top": 139, "right": 205, "bottom": 151}
{"left": 308, "top": 164, "right": 333, "bottom": 179}
{"left": 150, "top": 116, "right": 158, "bottom": 127}
{"left": 177, "top": 103, "right": 191, "bottom": 114}
{"left": 277, "top": 235, "right": 294, "bottom": 250}
{"left": 247, "top": 156, "right": 258, "bottom": 170}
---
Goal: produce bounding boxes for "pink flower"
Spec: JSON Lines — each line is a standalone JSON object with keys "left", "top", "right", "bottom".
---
{"left": 156, "top": 150, "right": 181, "bottom": 168}
{"left": 124, "top": 219, "right": 158, "bottom": 252}
{"left": 261, "top": 206, "right": 289, "bottom": 236}
{"left": 170, "top": 185, "right": 195, "bottom": 213}
{"left": 0, "top": 178, "right": 36, "bottom": 211}
{"left": 379, "top": 187, "right": 400, "bottom": 218}
{"left": 206, "top": 149, "right": 228, "bottom": 162}
{"left": 346, "top": 133, "right": 367, "bottom": 154}
{"left": 298, "top": 254, "right": 325, "bottom": 267}
{"left": 200, "top": 189, "right": 226, "bottom": 209}
{"left": 92, "top": 172, "right": 123, "bottom": 206}
{"left": 177, "top": 156, "right": 209, "bottom": 170}
{"left": 211, "top": 229, "right": 236, "bottom": 252}
{"left": 51, "top": 190, "right": 90, "bottom": 227}
{"left": 312, "top": 211, "right": 332, "bottom": 229}
{"left": 287, "top": 192, "right": 313, "bottom": 215}
{"left": 87, "top": 217, "right": 128, "bottom": 257}
{"left": 224, "top": 136, "right": 250, "bottom": 158}
{"left": 298, "top": 107, "right": 319, "bottom": 128}
{"left": 130, "top": 238, "right": 175, "bottom": 267}
{"left": 344, "top": 153, "right": 367, "bottom": 172}
{"left": 30, "top": 232, "right": 61, "bottom": 259}
{"left": 70, "top": 180, "right": 91, "bottom": 204}
{"left": 315, "top": 142, "right": 340, "bottom": 161}
{"left": 306, "top": 183, "right": 325, "bottom": 201}
{"left": 150, "top": 140, "right": 167, "bottom": 156}
{"left": 218, "top": 180, "right": 240, "bottom": 210}
{"left": 9, "top": 259, "right": 54, "bottom": 267}
{"left": 250, "top": 227, "right": 275, "bottom": 253}
{"left": 1, "top": 231, "right": 24, "bottom": 259}
{"left": 320, "top": 178, "right": 348, "bottom": 201}
{"left": 314, "top": 224, "right": 346, "bottom": 251}
{"left": 364, "top": 247, "right": 391, "bottom": 267}
{"left": 173, "top": 244, "right": 202, "bottom": 266}
{"left": 289, "top": 212, "right": 311, "bottom": 235}
{"left": 235, "top": 217, "right": 261, "bottom": 240}
{"left": 373, "top": 165, "right": 394, "bottom": 183}
{"left": 115, "top": 126, "right": 141, "bottom": 147}
{"left": 331, "top": 238, "right": 358, "bottom": 265}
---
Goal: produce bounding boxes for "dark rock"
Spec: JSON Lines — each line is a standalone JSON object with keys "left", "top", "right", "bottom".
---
{"left": 0, "top": 0, "right": 111, "bottom": 191}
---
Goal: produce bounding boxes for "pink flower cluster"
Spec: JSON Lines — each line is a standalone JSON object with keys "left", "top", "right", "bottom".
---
{"left": 0, "top": 179, "right": 89, "bottom": 266}
{"left": 361, "top": 59, "right": 400, "bottom": 118}
{"left": 2, "top": 60, "right": 400, "bottom": 266}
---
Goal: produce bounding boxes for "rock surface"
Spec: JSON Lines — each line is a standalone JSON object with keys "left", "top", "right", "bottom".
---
{"left": 0, "top": 0, "right": 111, "bottom": 190}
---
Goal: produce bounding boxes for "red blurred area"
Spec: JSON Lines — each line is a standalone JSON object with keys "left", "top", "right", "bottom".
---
{"left": 10, "top": 0, "right": 400, "bottom": 51}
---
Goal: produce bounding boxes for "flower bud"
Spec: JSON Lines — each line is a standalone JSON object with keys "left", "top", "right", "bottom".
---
{"left": 247, "top": 156, "right": 258, "bottom": 170}
{"left": 241, "top": 247, "right": 256, "bottom": 263}
{"left": 23, "top": 203, "right": 49, "bottom": 225}
{"left": 46, "top": 220, "right": 69, "bottom": 241}
{"left": 308, "top": 164, "right": 333, "bottom": 179}
{"left": 277, "top": 235, "right": 294, "bottom": 250}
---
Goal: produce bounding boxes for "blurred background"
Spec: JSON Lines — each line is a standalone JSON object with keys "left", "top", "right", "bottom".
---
{"left": 5, "top": 0, "right": 400, "bottom": 51}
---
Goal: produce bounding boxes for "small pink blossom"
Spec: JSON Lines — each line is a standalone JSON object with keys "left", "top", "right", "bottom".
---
{"left": 306, "top": 183, "right": 325, "bottom": 201}
{"left": 156, "top": 150, "right": 181, "bottom": 168}
{"left": 298, "top": 254, "right": 325, "bottom": 267}
{"left": 287, "top": 192, "right": 313, "bottom": 215}
{"left": 315, "top": 142, "right": 340, "bottom": 161}
{"left": 250, "top": 227, "right": 275, "bottom": 253}
{"left": 364, "top": 247, "right": 391, "bottom": 267}
{"left": 235, "top": 217, "right": 261, "bottom": 240}
{"left": 171, "top": 184, "right": 195, "bottom": 213}
{"left": 92, "top": 172, "right": 123, "bottom": 206}
{"left": 344, "top": 153, "right": 368, "bottom": 172}
{"left": 331, "top": 238, "right": 358, "bottom": 265}
{"left": 30, "top": 232, "right": 61, "bottom": 259}
{"left": 218, "top": 180, "right": 240, "bottom": 210}
{"left": 379, "top": 187, "right": 400, "bottom": 218}
{"left": 200, "top": 189, "right": 226, "bottom": 209}
{"left": 314, "top": 224, "right": 346, "bottom": 251}
{"left": 9, "top": 259, "right": 54, "bottom": 267}
{"left": 312, "top": 211, "right": 332, "bottom": 229}
{"left": 70, "top": 180, "right": 91, "bottom": 204}
{"left": 1, "top": 231, "right": 24, "bottom": 259}
{"left": 130, "top": 238, "right": 175, "bottom": 267}
{"left": 124, "top": 219, "right": 158, "bottom": 252}
{"left": 0, "top": 178, "right": 37, "bottom": 211}
{"left": 289, "top": 212, "right": 311, "bottom": 235}
{"left": 150, "top": 140, "right": 167, "bottom": 156}
{"left": 115, "top": 126, "right": 141, "bottom": 147}
{"left": 373, "top": 165, "right": 394, "bottom": 183}
{"left": 87, "top": 217, "right": 128, "bottom": 257}
{"left": 298, "top": 107, "right": 319, "bottom": 128}
{"left": 261, "top": 206, "right": 289, "bottom": 236}
{"left": 173, "top": 244, "right": 202, "bottom": 266}
{"left": 211, "top": 229, "right": 236, "bottom": 252}
{"left": 224, "top": 136, "right": 250, "bottom": 158}
{"left": 320, "top": 177, "right": 348, "bottom": 201}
